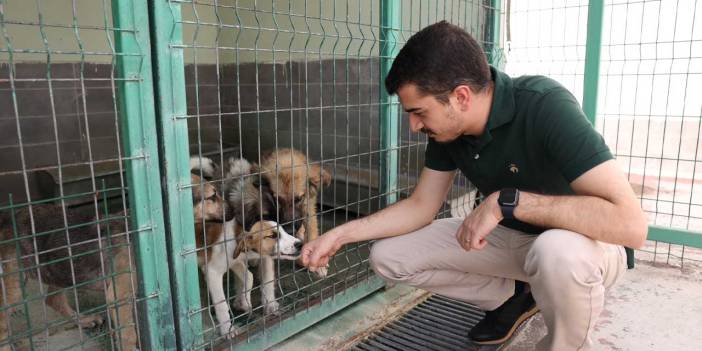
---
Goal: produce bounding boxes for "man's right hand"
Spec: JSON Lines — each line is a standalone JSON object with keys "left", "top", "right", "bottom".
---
{"left": 301, "top": 231, "right": 343, "bottom": 272}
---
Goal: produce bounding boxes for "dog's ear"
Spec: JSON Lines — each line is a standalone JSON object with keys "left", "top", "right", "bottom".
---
{"left": 309, "top": 164, "right": 331, "bottom": 189}
{"left": 233, "top": 236, "right": 247, "bottom": 258}
{"left": 241, "top": 194, "right": 275, "bottom": 231}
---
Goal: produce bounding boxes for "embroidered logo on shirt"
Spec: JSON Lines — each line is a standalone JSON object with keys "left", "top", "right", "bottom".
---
{"left": 508, "top": 163, "right": 519, "bottom": 174}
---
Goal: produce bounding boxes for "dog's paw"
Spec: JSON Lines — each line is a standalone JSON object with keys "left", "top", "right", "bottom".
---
{"left": 264, "top": 301, "right": 280, "bottom": 315}
{"left": 77, "top": 313, "right": 104, "bottom": 329}
{"left": 232, "top": 297, "right": 253, "bottom": 313}
{"left": 312, "top": 266, "right": 329, "bottom": 279}
{"left": 219, "top": 321, "right": 240, "bottom": 340}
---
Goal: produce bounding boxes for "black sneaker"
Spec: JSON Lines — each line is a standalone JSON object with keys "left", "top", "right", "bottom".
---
{"left": 468, "top": 282, "right": 539, "bottom": 345}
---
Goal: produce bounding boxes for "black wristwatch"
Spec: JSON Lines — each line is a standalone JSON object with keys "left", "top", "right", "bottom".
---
{"left": 498, "top": 188, "right": 520, "bottom": 220}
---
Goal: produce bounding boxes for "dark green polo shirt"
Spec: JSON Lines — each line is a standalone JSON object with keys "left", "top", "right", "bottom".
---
{"left": 425, "top": 66, "right": 613, "bottom": 234}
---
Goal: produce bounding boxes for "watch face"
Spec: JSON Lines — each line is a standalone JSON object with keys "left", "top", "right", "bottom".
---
{"left": 499, "top": 188, "right": 518, "bottom": 206}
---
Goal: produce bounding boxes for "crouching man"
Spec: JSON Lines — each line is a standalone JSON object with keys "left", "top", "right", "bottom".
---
{"left": 302, "top": 21, "right": 647, "bottom": 350}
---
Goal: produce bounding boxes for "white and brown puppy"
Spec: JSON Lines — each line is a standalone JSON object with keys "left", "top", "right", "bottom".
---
{"left": 231, "top": 220, "right": 302, "bottom": 314}
{"left": 194, "top": 219, "right": 301, "bottom": 339}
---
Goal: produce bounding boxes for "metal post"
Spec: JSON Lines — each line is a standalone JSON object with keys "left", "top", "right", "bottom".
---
{"left": 583, "top": 0, "right": 636, "bottom": 269}
{"left": 112, "top": 0, "right": 178, "bottom": 349}
{"left": 380, "top": 0, "right": 400, "bottom": 206}
{"left": 486, "top": 0, "right": 504, "bottom": 68}
{"left": 582, "top": 0, "right": 603, "bottom": 126}
{"left": 147, "top": 1, "right": 204, "bottom": 348}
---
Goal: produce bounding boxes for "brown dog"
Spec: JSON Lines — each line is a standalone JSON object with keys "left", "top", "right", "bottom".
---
{"left": 258, "top": 149, "right": 331, "bottom": 242}
{"left": 0, "top": 205, "right": 137, "bottom": 351}
{"left": 223, "top": 148, "right": 331, "bottom": 277}
{"left": 0, "top": 173, "right": 231, "bottom": 351}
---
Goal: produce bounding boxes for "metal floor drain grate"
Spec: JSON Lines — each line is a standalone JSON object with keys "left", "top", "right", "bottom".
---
{"left": 351, "top": 295, "right": 505, "bottom": 351}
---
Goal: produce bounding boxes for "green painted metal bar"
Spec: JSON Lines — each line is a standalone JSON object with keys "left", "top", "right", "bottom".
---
{"left": 147, "top": 1, "right": 204, "bottom": 349}
{"left": 112, "top": 0, "right": 178, "bottom": 349}
{"left": 581, "top": 0, "right": 635, "bottom": 268}
{"left": 647, "top": 226, "right": 702, "bottom": 249}
{"left": 486, "top": 0, "right": 504, "bottom": 68}
{"left": 582, "top": 0, "right": 603, "bottom": 126}
{"left": 380, "top": 0, "right": 400, "bottom": 206}
{"left": 235, "top": 275, "right": 386, "bottom": 351}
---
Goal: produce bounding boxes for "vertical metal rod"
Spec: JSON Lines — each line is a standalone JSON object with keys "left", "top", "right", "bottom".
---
{"left": 112, "top": 0, "right": 178, "bottom": 349}
{"left": 380, "top": 0, "right": 400, "bottom": 206}
{"left": 146, "top": 0, "right": 203, "bottom": 348}
{"left": 583, "top": 0, "right": 603, "bottom": 126}
{"left": 486, "top": 0, "right": 504, "bottom": 68}
{"left": 582, "top": 0, "right": 635, "bottom": 268}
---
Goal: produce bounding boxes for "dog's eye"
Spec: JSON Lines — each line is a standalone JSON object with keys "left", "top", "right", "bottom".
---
{"left": 267, "top": 230, "right": 279, "bottom": 239}
{"left": 294, "top": 195, "right": 304, "bottom": 204}
{"left": 207, "top": 194, "right": 218, "bottom": 201}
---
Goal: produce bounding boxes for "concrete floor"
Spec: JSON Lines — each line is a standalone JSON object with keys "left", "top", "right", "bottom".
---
{"left": 8, "top": 248, "right": 700, "bottom": 350}
{"left": 274, "top": 254, "right": 702, "bottom": 351}
{"left": 271, "top": 283, "right": 429, "bottom": 351}
{"left": 507, "top": 259, "right": 702, "bottom": 351}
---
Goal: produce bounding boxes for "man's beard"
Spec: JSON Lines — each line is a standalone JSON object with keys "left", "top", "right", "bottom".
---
{"left": 421, "top": 108, "right": 461, "bottom": 143}
{"left": 433, "top": 135, "right": 456, "bottom": 144}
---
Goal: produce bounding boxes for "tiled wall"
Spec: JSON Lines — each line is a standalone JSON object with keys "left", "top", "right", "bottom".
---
{"left": 1, "top": 58, "right": 426, "bottom": 205}
{"left": 0, "top": 63, "right": 120, "bottom": 205}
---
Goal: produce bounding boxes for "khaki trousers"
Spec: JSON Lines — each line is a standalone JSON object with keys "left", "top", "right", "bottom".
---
{"left": 369, "top": 218, "right": 627, "bottom": 351}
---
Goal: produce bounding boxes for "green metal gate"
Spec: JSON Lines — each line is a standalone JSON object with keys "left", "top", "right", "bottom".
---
{"left": 149, "top": 1, "right": 498, "bottom": 349}
{"left": 0, "top": 0, "right": 176, "bottom": 350}
{"left": 0, "top": 0, "right": 497, "bottom": 350}
{"left": 504, "top": 0, "right": 702, "bottom": 265}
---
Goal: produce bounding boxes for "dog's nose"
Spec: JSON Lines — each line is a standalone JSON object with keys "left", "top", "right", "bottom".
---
{"left": 294, "top": 241, "right": 303, "bottom": 251}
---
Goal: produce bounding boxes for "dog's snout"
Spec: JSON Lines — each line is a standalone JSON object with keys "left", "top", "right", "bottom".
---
{"left": 294, "top": 241, "right": 303, "bottom": 251}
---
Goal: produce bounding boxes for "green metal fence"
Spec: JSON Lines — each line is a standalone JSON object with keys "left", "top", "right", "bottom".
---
{"left": 157, "top": 1, "right": 497, "bottom": 349}
{"left": 0, "top": 0, "right": 175, "bottom": 350}
{"left": 0, "top": 0, "right": 496, "bottom": 350}
{"left": 504, "top": 0, "right": 702, "bottom": 267}
{"left": 7, "top": 0, "right": 698, "bottom": 350}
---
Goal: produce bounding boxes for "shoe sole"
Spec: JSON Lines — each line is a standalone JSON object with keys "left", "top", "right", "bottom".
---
{"left": 471, "top": 306, "right": 540, "bottom": 345}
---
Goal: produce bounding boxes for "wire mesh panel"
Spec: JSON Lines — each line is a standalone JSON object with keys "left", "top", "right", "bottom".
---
{"left": 149, "top": 0, "right": 497, "bottom": 349}
{"left": 503, "top": 0, "right": 702, "bottom": 266}
{"left": 598, "top": 0, "right": 702, "bottom": 265}
{"left": 0, "top": 1, "right": 176, "bottom": 350}
{"left": 504, "top": 0, "right": 590, "bottom": 101}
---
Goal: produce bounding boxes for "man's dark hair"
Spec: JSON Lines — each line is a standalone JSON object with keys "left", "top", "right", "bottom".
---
{"left": 385, "top": 21, "right": 491, "bottom": 103}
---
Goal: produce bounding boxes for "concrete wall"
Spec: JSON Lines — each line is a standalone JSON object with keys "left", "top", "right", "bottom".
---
{"left": 0, "top": 1, "right": 486, "bottom": 205}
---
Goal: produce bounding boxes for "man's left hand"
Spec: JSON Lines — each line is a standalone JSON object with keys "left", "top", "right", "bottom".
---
{"left": 455, "top": 192, "right": 503, "bottom": 251}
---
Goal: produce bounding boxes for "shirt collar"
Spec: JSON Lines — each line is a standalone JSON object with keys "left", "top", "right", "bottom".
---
{"left": 459, "top": 66, "right": 515, "bottom": 147}
{"left": 485, "top": 66, "right": 516, "bottom": 130}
